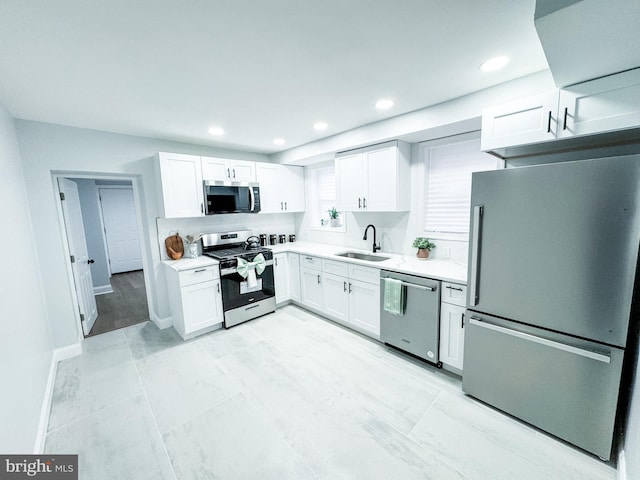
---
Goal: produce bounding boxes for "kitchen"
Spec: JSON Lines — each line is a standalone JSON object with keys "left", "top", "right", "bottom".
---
{"left": 1, "top": 1, "right": 640, "bottom": 479}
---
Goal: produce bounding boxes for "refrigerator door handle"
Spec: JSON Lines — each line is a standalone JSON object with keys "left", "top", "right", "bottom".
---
{"left": 469, "top": 205, "right": 483, "bottom": 306}
{"left": 468, "top": 318, "right": 611, "bottom": 364}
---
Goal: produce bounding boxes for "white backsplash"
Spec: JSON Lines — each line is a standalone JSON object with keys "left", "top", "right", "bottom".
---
{"left": 156, "top": 213, "right": 296, "bottom": 259}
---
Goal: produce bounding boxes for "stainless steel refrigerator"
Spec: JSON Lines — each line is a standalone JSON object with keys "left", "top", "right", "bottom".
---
{"left": 462, "top": 155, "right": 640, "bottom": 460}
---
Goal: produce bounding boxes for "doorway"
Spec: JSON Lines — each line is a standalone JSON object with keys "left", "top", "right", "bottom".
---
{"left": 56, "top": 175, "right": 150, "bottom": 338}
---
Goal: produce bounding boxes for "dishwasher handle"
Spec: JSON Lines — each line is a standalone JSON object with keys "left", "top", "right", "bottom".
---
{"left": 400, "top": 281, "right": 437, "bottom": 292}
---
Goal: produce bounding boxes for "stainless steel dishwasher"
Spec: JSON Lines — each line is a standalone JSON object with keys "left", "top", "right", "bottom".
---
{"left": 380, "top": 270, "right": 441, "bottom": 366}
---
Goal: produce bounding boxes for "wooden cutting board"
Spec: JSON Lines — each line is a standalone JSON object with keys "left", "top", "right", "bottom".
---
{"left": 165, "top": 233, "right": 184, "bottom": 260}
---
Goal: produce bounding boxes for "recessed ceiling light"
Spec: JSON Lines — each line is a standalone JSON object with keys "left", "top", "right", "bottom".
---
{"left": 314, "top": 122, "right": 328, "bottom": 131}
{"left": 480, "top": 56, "right": 510, "bottom": 72}
{"left": 375, "top": 98, "right": 394, "bottom": 110}
{"left": 208, "top": 126, "right": 225, "bottom": 136}
{"left": 273, "top": 138, "right": 285, "bottom": 145}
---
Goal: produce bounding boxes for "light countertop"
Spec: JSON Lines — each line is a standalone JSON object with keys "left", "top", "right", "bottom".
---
{"left": 268, "top": 241, "right": 467, "bottom": 284}
{"left": 162, "top": 256, "right": 219, "bottom": 272}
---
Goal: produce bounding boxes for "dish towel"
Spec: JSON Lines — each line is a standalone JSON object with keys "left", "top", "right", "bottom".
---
{"left": 236, "top": 254, "right": 266, "bottom": 288}
{"left": 383, "top": 278, "right": 404, "bottom": 315}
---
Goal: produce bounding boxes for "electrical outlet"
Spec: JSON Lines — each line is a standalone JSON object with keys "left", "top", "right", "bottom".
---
{"left": 443, "top": 247, "right": 451, "bottom": 259}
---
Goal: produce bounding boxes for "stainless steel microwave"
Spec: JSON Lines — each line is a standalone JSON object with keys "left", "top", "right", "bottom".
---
{"left": 203, "top": 181, "right": 261, "bottom": 214}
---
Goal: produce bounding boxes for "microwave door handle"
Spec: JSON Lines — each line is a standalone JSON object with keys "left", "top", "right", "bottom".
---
{"left": 249, "top": 187, "right": 255, "bottom": 212}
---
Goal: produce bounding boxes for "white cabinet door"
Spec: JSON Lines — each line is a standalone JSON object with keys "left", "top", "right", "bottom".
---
{"left": 439, "top": 302, "right": 465, "bottom": 370}
{"left": 300, "top": 268, "right": 323, "bottom": 310}
{"left": 181, "top": 280, "right": 223, "bottom": 334}
{"left": 202, "top": 157, "right": 256, "bottom": 182}
{"left": 228, "top": 159, "right": 256, "bottom": 182}
{"left": 158, "top": 152, "right": 204, "bottom": 218}
{"left": 349, "top": 278, "right": 380, "bottom": 337}
{"left": 322, "top": 272, "right": 350, "bottom": 323}
{"left": 281, "top": 165, "right": 305, "bottom": 212}
{"left": 274, "top": 253, "right": 290, "bottom": 303}
{"left": 363, "top": 145, "right": 398, "bottom": 211}
{"left": 335, "top": 152, "right": 364, "bottom": 212}
{"left": 558, "top": 68, "right": 640, "bottom": 139}
{"left": 288, "top": 253, "right": 301, "bottom": 302}
{"left": 255, "top": 163, "right": 282, "bottom": 213}
{"left": 480, "top": 91, "right": 559, "bottom": 151}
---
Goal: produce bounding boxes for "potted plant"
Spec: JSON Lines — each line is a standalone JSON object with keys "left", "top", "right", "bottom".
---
{"left": 412, "top": 237, "right": 436, "bottom": 260}
{"left": 327, "top": 207, "right": 341, "bottom": 227}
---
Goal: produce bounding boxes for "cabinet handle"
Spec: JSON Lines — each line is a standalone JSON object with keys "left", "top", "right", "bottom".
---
{"left": 563, "top": 107, "right": 568, "bottom": 130}
{"left": 217, "top": 283, "right": 220, "bottom": 294}
{"left": 227, "top": 168, "right": 230, "bottom": 178}
{"left": 281, "top": 202, "right": 284, "bottom": 210}
{"left": 461, "top": 312, "right": 465, "bottom": 329}
{"left": 363, "top": 198, "right": 367, "bottom": 209}
{"left": 358, "top": 197, "right": 361, "bottom": 209}
{"left": 317, "top": 274, "right": 321, "bottom": 284}
{"left": 305, "top": 256, "right": 313, "bottom": 261}
{"left": 445, "top": 285, "right": 463, "bottom": 292}
{"left": 284, "top": 201, "right": 287, "bottom": 210}
{"left": 343, "top": 281, "right": 347, "bottom": 292}
{"left": 547, "top": 110, "right": 552, "bottom": 133}
{"left": 275, "top": 257, "right": 278, "bottom": 266}
{"left": 232, "top": 168, "right": 236, "bottom": 178}
{"left": 194, "top": 268, "right": 207, "bottom": 273}
{"left": 348, "top": 282, "right": 352, "bottom": 293}
{"left": 201, "top": 202, "right": 204, "bottom": 213}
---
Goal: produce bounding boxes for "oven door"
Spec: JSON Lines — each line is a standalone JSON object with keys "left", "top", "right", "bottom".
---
{"left": 220, "top": 264, "right": 275, "bottom": 311}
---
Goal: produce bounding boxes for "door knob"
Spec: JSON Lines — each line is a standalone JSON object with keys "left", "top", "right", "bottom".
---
{"left": 88, "top": 259, "right": 95, "bottom": 264}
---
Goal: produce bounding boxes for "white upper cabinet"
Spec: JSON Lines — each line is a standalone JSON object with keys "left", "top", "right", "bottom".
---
{"left": 255, "top": 163, "right": 305, "bottom": 213}
{"left": 335, "top": 140, "right": 410, "bottom": 212}
{"left": 480, "top": 91, "right": 559, "bottom": 151}
{"left": 481, "top": 68, "right": 640, "bottom": 155}
{"left": 157, "top": 152, "right": 204, "bottom": 218}
{"left": 202, "top": 157, "right": 256, "bottom": 182}
{"left": 558, "top": 68, "right": 640, "bottom": 139}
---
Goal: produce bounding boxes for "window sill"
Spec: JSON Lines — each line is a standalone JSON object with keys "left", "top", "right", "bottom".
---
{"left": 422, "top": 231, "right": 470, "bottom": 242}
{"left": 310, "top": 224, "right": 347, "bottom": 233}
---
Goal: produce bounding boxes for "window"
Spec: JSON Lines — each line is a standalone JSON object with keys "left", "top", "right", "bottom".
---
{"left": 423, "top": 137, "right": 500, "bottom": 234}
{"left": 307, "top": 162, "right": 344, "bottom": 230}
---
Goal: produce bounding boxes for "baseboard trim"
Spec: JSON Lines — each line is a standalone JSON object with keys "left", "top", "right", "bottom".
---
{"left": 94, "top": 284, "right": 113, "bottom": 295}
{"left": 150, "top": 311, "right": 173, "bottom": 330}
{"left": 33, "top": 343, "right": 83, "bottom": 453}
{"left": 619, "top": 449, "right": 626, "bottom": 480}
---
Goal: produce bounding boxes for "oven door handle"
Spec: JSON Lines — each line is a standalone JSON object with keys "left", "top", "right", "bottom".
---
{"left": 220, "top": 259, "right": 273, "bottom": 276}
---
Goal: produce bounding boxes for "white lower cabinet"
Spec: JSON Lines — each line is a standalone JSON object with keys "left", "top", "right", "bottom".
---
{"left": 288, "top": 253, "right": 301, "bottom": 302}
{"left": 439, "top": 282, "right": 467, "bottom": 371}
{"left": 165, "top": 264, "right": 223, "bottom": 340}
{"left": 320, "top": 259, "right": 380, "bottom": 338}
{"left": 300, "top": 256, "right": 323, "bottom": 310}
{"left": 273, "top": 253, "right": 290, "bottom": 304}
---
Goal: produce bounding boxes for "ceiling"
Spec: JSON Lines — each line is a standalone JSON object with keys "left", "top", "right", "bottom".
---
{"left": 0, "top": 0, "right": 549, "bottom": 154}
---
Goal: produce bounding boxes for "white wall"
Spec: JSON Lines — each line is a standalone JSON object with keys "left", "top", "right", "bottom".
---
{"left": 0, "top": 103, "right": 53, "bottom": 452}
{"left": 15, "top": 120, "right": 270, "bottom": 348}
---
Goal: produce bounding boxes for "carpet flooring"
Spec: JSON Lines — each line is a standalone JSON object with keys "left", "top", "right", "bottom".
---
{"left": 88, "top": 270, "right": 149, "bottom": 337}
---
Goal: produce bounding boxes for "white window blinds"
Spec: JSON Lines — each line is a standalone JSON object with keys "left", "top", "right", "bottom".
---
{"left": 424, "top": 139, "right": 497, "bottom": 234}
{"left": 311, "top": 164, "right": 337, "bottom": 225}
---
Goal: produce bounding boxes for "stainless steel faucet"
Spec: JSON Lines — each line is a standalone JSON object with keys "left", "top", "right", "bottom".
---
{"left": 363, "top": 224, "right": 381, "bottom": 253}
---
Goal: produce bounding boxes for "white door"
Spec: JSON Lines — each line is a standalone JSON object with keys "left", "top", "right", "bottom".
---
{"left": 439, "top": 302, "right": 465, "bottom": 370}
{"left": 158, "top": 153, "right": 204, "bottom": 217}
{"left": 349, "top": 279, "right": 380, "bottom": 337}
{"left": 99, "top": 187, "right": 143, "bottom": 273}
{"left": 281, "top": 166, "right": 306, "bottom": 212}
{"left": 322, "top": 272, "right": 349, "bottom": 322}
{"left": 335, "top": 152, "right": 363, "bottom": 211}
{"left": 202, "top": 156, "right": 230, "bottom": 181}
{"left": 59, "top": 178, "right": 98, "bottom": 336}
{"left": 255, "top": 163, "right": 282, "bottom": 213}
{"left": 364, "top": 146, "right": 397, "bottom": 211}
{"left": 273, "top": 253, "right": 290, "bottom": 303}
{"left": 227, "top": 159, "right": 256, "bottom": 182}
{"left": 300, "top": 268, "right": 323, "bottom": 310}
{"left": 288, "top": 253, "right": 301, "bottom": 302}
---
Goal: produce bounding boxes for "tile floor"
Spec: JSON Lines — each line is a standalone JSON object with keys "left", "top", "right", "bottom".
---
{"left": 45, "top": 305, "right": 617, "bottom": 480}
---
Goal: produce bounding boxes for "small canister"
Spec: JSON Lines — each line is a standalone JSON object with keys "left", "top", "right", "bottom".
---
{"left": 269, "top": 234, "right": 277, "bottom": 245}
{"left": 259, "top": 234, "right": 267, "bottom": 246}
{"left": 279, "top": 234, "right": 286, "bottom": 244}
{"left": 289, "top": 234, "right": 296, "bottom": 243}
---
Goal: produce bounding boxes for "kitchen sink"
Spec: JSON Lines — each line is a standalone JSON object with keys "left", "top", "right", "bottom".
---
{"left": 335, "top": 251, "right": 390, "bottom": 262}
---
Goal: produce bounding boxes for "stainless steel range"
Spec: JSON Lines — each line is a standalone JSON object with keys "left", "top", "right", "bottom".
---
{"left": 202, "top": 230, "right": 275, "bottom": 328}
